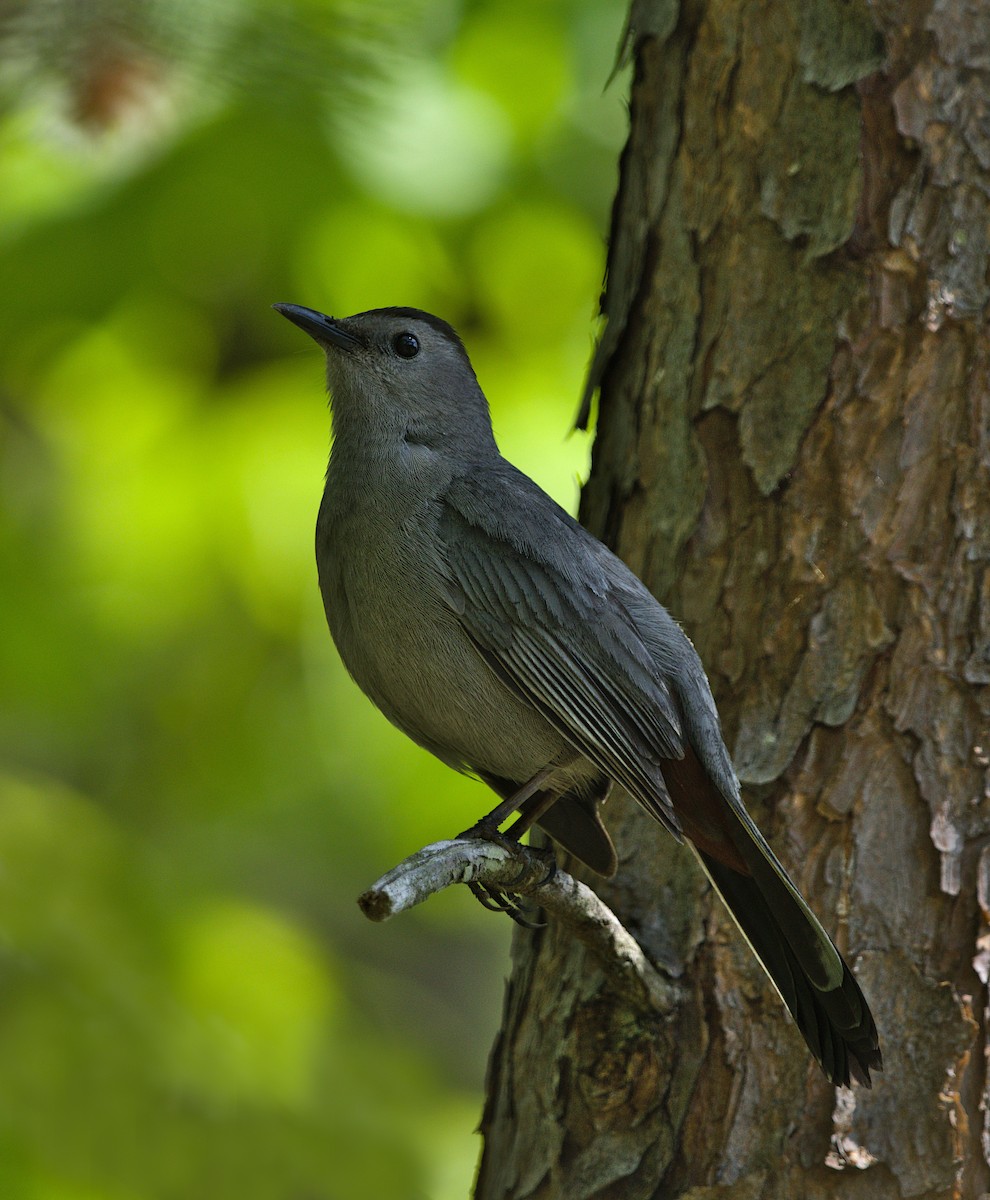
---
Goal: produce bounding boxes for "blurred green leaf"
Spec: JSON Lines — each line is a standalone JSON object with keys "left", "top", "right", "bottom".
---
{"left": 166, "top": 898, "right": 337, "bottom": 1107}
{"left": 470, "top": 198, "right": 604, "bottom": 341}
{"left": 452, "top": 5, "right": 571, "bottom": 143}
{"left": 335, "top": 59, "right": 512, "bottom": 216}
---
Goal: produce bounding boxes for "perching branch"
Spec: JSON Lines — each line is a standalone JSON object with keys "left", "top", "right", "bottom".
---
{"left": 358, "top": 837, "right": 680, "bottom": 1017}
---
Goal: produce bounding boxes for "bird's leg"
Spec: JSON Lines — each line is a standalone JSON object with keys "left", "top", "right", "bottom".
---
{"left": 456, "top": 763, "right": 558, "bottom": 844}
{"left": 458, "top": 765, "right": 561, "bottom": 927}
{"left": 504, "top": 788, "right": 561, "bottom": 843}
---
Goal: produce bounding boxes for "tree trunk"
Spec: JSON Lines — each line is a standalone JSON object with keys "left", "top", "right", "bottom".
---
{"left": 476, "top": 1, "right": 990, "bottom": 1197}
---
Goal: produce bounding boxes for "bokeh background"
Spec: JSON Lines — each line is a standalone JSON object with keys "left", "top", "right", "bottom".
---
{"left": 0, "top": 1, "right": 628, "bottom": 1194}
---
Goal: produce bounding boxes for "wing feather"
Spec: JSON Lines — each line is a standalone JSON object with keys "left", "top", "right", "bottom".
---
{"left": 440, "top": 475, "right": 685, "bottom": 836}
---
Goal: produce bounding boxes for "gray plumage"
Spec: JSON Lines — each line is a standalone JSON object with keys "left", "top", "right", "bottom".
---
{"left": 273, "top": 301, "right": 882, "bottom": 1088}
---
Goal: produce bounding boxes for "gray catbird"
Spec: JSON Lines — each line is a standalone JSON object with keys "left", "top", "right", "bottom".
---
{"left": 273, "top": 301, "right": 882, "bottom": 1088}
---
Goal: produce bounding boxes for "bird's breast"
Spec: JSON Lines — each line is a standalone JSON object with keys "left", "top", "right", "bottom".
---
{"left": 315, "top": 481, "right": 568, "bottom": 781}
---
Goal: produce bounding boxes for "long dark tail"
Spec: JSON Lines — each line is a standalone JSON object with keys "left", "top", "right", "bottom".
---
{"left": 661, "top": 747, "right": 881, "bottom": 1087}
{"left": 696, "top": 846, "right": 881, "bottom": 1087}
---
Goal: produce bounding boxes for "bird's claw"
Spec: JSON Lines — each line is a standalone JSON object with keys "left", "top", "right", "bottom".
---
{"left": 468, "top": 881, "right": 546, "bottom": 928}
{"left": 456, "top": 825, "right": 556, "bottom": 927}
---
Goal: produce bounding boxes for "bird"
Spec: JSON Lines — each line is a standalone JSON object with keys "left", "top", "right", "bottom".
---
{"left": 273, "top": 300, "right": 882, "bottom": 1088}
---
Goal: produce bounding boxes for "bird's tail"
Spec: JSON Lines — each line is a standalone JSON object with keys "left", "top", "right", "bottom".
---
{"left": 694, "top": 827, "right": 881, "bottom": 1087}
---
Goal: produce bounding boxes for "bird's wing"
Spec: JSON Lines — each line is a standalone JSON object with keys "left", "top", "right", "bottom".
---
{"left": 440, "top": 471, "right": 882, "bottom": 1085}
{"left": 439, "top": 470, "right": 685, "bottom": 838}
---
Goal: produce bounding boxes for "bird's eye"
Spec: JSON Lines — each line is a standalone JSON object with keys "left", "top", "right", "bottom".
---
{"left": 392, "top": 332, "right": 420, "bottom": 359}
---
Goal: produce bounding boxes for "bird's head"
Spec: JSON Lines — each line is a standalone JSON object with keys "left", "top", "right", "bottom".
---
{"left": 274, "top": 303, "right": 496, "bottom": 457}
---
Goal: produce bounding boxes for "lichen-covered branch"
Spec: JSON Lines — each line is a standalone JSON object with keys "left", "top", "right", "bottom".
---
{"left": 358, "top": 838, "right": 680, "bottom": 1016}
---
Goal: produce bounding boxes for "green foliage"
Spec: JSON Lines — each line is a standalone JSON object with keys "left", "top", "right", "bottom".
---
{"left": 0, "top": 0, "right": 628, "bottom": 1194}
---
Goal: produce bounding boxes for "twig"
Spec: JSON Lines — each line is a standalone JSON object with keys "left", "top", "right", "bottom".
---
{"left": 358, "top": 838, "right": 680, "bottom": 1016}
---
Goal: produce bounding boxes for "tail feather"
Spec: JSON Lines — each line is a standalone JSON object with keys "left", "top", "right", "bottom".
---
{"left": 697, "top": 849, "right": 881, "bottom": 1087}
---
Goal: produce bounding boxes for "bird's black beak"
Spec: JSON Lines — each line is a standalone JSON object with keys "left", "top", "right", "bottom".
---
{"left": 272, "top": 303, "right": 363, "bottom": 350}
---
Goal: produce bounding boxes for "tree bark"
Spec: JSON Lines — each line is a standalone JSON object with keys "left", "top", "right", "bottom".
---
{"left": 476, "top": 1, "right": 990, "bottom": 1197}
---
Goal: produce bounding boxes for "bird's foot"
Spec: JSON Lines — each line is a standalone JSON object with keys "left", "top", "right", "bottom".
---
{"left": 455, "top": 824, "right": 557, "bottom": 928}
{"left": 467, "top": 881, "right": 545, "bottom": 928}
{"left": 455, "top": 818, "right": 517, "bottom": 852}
